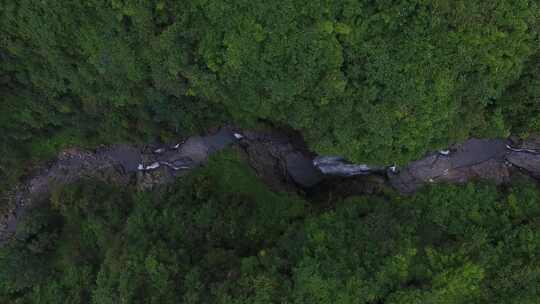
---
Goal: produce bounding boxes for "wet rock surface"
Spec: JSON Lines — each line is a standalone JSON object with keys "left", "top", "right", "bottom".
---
{"left": 285, "top": 152, "right": 324, "bottom": 188}
{"left": 389, "top": 139, "right": 512, "bottom": 193}
{"left": 2, "top": 127, "right": 540, "bottom": 244}
{"left": 507, "top": 152, "right": 540, "bottom": 179}
{"left": 450, "top": 139, "right": 508, "bottom": 168}
{"left": 388, "top": 138, "right": 540, "bottom": 193}
{"left": 237, "top": 129, "right": 323, "bottom": 191}
{"left": 102, "top": 145, "right": 142, "bottom": 173}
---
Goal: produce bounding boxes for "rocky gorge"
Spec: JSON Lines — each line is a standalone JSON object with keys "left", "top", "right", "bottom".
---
{"left": 1, "top": 126, "right": 540, "bottom": 244}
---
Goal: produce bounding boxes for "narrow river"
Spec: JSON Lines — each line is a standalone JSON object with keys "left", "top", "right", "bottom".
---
{"left": 1, "top": 126, "right": 539, "bottom": 243}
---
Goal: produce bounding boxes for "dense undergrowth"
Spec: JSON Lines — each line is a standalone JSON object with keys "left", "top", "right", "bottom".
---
{"left": 1, "top": 150, "right": 539, "bottom": 303}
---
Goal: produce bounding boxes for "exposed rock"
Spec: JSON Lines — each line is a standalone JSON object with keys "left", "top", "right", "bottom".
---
{"left": 236, "top": 128, "right": 323, "bottom": 190}
{"left": 237, "top": 141, "right": 296, "bottom": 193}
{"left": 284, "top": 152, "right": 324, "bottom": 187}
{"left": 389, "top": 139, "right": 510, "bottom": 193}
{"left": 176, "top": 137, "right": 210, "bottom": 163}
{"left": 449, "top": 138, "right": 508, "bottom": 168}
{"left": 102, "top": 145, "right": 142, "bottom": 172}
{"left": 3, "top": 127, "right": 540, "bottom": 245}
{"left": 506, "top": 152, "right": 540, "bottom": 179}
{"left": 388, "top": 168, "right": 424, "bottom": 194}
{"left": 437, "top": 159, "right": 510, "bottom": 184}
{"left": 203, "top": 128, "right": 237, "bottom": 153}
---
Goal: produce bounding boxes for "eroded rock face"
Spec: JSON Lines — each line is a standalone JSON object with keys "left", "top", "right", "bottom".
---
{"left": 238, "top": 130, "right": 323, "bottom": 190}
{"left": 285, "top": 152, "right": 324, "bottom": 188}
{"left": 236, "top": 143, "right": 294, "bottom": 193}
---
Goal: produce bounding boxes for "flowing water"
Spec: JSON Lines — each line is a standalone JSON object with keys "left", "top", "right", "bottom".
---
{"left": 1, "top": 127, "right": 540, "bottom": 243}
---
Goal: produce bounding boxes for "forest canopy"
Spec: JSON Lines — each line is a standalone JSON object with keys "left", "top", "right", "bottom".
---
{"left": 1, "top": 1, "right": 540, "bottom": 303}
{"left": 1, "top": 150, "right": 540, "bottom": 303}
{"left": 0, "top": 0, "right": 539, "bottom": 184}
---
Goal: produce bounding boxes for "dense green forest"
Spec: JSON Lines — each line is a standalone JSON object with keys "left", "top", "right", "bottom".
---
{"left": 1, "top": 150, "right": 540, "bottom": 303}
{"left": 1, "top": 1, "right": 540, "bottom": 303}
{"left": 1, "top": 0, "right": 540, "bottom": 188}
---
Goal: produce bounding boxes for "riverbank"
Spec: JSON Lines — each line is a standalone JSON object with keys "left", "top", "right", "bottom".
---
{"left": 1, "top": 126, "right": 539, "bottom": 243}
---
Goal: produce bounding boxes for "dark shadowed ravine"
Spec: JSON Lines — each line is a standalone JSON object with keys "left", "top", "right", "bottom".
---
{"left": 1, "top": 126, "right": 540, "bottom": 244}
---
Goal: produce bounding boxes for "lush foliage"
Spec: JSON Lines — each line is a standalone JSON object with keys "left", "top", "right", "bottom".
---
{"left": 1, "top": 0, "right": 539, "bottom": 189}
{"left": 2, "top": 151, "right": 540, "bottom": 303}
{"left": 1, "top": 1, "right": 540, "bottom": 300}
{"left": 497, "top": 52, "right": 540, "bottom": 136}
